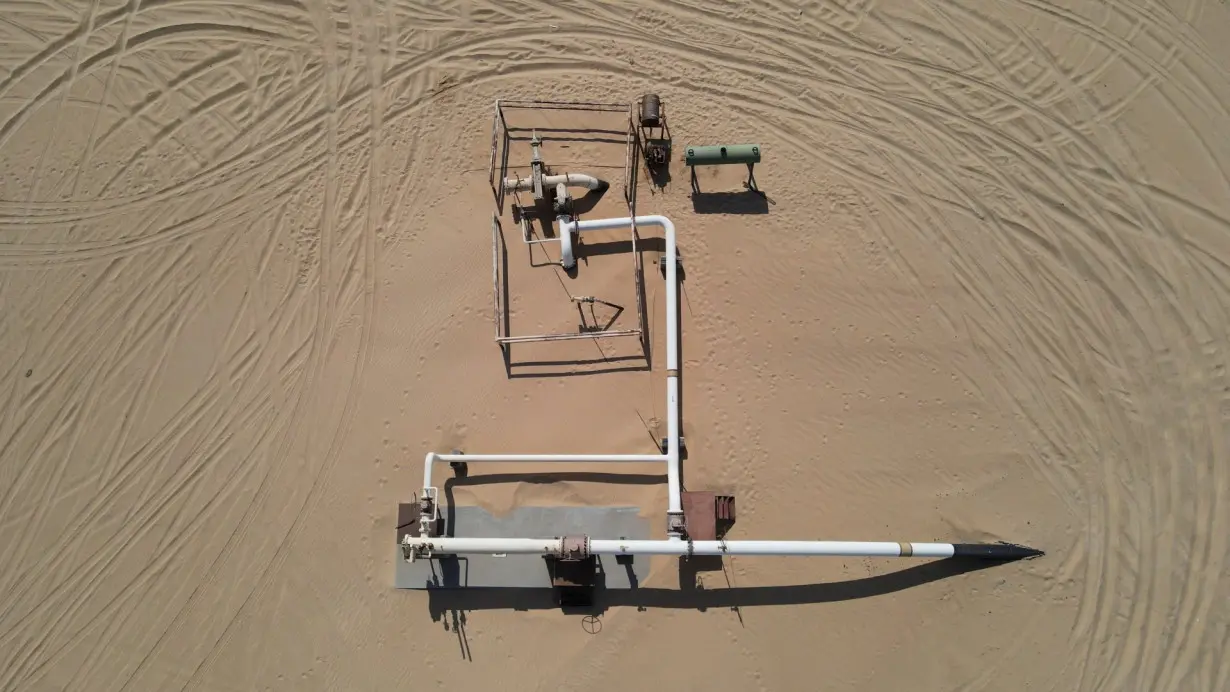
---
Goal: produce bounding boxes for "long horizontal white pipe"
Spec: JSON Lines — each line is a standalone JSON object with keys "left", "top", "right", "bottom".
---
{"left": 561, "top": 216, "right": 683, "bottom": 537}
{"left": 503, "top": 173, "right": 605, "bottom": 192}
{"left": 403, "top": 536, "right": 958, "bottom": 558}
{"left": 421, "top": 451, "right": 667, "bottom": 490}
{"left": 591, "top": 540, "right": 956, "bottom": 558}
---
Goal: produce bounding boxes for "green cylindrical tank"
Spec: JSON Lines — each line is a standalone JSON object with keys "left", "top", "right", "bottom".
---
{"left": 684, "top": 144, "right": 761, "bottom": 166}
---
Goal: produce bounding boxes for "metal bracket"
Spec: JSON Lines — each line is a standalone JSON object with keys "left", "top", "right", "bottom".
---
{"left": 658, "top": 436, "right": 685, "bottom": 454}
{"left": 658, "top": 255, "right": 682, "bottom": 275}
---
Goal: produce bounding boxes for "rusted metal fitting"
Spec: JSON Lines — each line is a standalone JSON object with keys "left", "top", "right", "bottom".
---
{"left": 667, "top": 511, "right": 686, "bottom": 537}
{"left": 417, "top": 493, "right": 439, "bottom": 537}
{"left": 557, "top": 535, "right": 591, "bottom": 560}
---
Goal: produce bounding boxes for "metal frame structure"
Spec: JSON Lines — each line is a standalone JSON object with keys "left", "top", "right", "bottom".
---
{"left": 635, "top": 96, "right": 671, "bottom": 188}
{"left": 488, "top": 98, "right": 649, "bottom": 353}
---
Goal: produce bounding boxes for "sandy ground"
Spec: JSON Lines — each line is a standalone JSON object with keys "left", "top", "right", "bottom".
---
{"left": 2, "top": 1, "right": 1229, "bottom": 690}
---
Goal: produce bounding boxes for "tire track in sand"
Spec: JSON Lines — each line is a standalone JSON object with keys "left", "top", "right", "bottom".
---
{"left": 734, "top": 3, "right": 1228, "bottom": 691}
{"left": 0, "top": 233, "right": 264, "bottom": 689}
{"left": 1, "top": 4, "right": 336, "bottom": 688}
{"left": 177, "top": 1, "right": 382, "bottom": 686}
{"left": 538, "top": 1, "right": 1230, "bottom": 689}
{"left": 3, "top": 1, "right": 1228, "bottom": 689}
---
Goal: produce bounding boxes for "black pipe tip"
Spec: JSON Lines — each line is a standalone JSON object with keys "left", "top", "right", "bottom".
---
{"left": 952, "top": 542, "right": 1044, "bottom": 560}
{"left": 596, "top": 180, "right": 610, "bottom": 192}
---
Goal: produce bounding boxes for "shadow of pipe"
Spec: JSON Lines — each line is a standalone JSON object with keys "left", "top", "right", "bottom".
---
{"left": 578, "top": 236, "right": 665, "bottom": 259}
{"left": 570, "top": 185, "right": 609, "bottom": 216}
{"left": 424, "top": 557, "right": 1014, "bottom": 620}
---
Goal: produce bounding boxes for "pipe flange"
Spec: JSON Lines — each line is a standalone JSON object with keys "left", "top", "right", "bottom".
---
{"left": 658, "top": 436, "right": 685, "bottom": 454}
{"left": 558, "top": 535, "right": 590, "bottom": 560}
{"left": 667, "top": 512, "right": 686, "bottom": 538}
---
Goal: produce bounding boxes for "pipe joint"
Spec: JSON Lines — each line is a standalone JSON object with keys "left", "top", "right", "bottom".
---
{"left": 667, "top": 511, "right": 686, "bottom": 539}
{"left": 417, "top": 487, "right": 440, "bottom": 538}
{"left": 556, "top": 535, "right": 591, "bottom": 560}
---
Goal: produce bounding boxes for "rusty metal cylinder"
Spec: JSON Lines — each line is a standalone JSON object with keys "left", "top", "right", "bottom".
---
{"left": 639, "top": 94, "right": 661, "bottom": 127}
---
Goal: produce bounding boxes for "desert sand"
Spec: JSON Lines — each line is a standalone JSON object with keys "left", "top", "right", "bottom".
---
{"left": 2, "top": 1, "right": 1229, "bottom": 690}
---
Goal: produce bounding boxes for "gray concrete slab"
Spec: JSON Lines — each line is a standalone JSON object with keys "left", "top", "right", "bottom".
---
{"left": 394, "top": 504, "right": 651, "bottom": 589}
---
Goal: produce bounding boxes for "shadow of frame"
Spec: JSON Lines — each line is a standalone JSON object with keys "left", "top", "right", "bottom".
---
{"left": 499, "top": 235, "right": 659, "bottom": 379}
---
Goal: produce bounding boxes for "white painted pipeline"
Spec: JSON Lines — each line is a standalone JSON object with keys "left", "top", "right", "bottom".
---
{"left": 590, "top": 540, "right": 956, "bottom": 558}
{"left": 413, "top": 537, "right": 562, "bottom": 555}
{"left": 405, "top": 536, "right": 958, "bottom": 559}
{"left": 560, "top": 216, "right": 683, "bottom": 536}
{"left": 422, "top": 216, "right": 684, "bottom": 537}
{"left": 421, "top": 451, "right": 668, "bottom": 490}
{"left": 406, "top": 209, "right": 1048, "bottom": 561}
{"left": 502, "top": 173, "right": 606, "bottom": 192}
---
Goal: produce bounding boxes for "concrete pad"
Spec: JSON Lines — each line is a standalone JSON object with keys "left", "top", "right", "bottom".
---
{"left": 394, "top": 504, "right": 651, "bottom": 589}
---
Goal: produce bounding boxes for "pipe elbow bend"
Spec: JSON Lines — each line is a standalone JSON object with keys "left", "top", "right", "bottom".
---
{"left": 559, "top": 217, "right": 577, "bottom": 270}
{"left": 557, "top": 173, "right": 606, "bottom": 191}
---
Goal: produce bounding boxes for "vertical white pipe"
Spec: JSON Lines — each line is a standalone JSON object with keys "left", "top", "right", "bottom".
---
{"left": 423, "top": 452, "right": 436, "bottom": 490}
{"left": 666, "top": 377, "right": 681, "bottom": 514}
{"left": 566, "top": 215, "right": 683, "bottom": 531}
{"left": 433, "top": 215, "right": 684, "bottom": 537}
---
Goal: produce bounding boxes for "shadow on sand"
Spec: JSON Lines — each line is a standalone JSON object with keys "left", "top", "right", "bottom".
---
{"left": 425, "top": 556, "right": 1009, "bottom": 622}
{"left": 690, "top": 189, "right": 770, "bottom": 215}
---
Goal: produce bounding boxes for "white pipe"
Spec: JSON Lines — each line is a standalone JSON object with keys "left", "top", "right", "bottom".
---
{"left": 403, "top": 536, "right": 959, "bottom": 559}
{"left": 589, "top": 540, "right": 957, "bottom": 558}
{"left": 407, "top": 209, "right": 1046, "bottom": 561}
{"left": 423, "top": 215, "right": 684, "bottom": 537}
{"left": 438, "top": 454, "right": 667, "bottom": 462}
{"left": 422, "top": 451, "right": 668, "bottom": 490}
{"left": 503, "top": 173, "right": 606, "bottom": 192}
{"left": 561, "top": 215, "right": 683, "bottom": 536}
{"left": 412, "top": 537, "right": 563, "bottom": 555}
